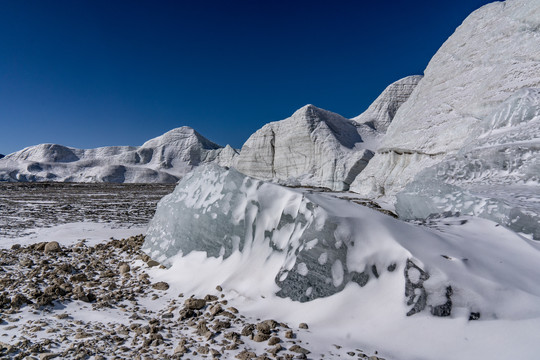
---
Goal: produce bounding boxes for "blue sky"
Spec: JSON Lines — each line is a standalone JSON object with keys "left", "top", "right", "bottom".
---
{"left": 0, "top": 0, "right": 494, "bottom": 155}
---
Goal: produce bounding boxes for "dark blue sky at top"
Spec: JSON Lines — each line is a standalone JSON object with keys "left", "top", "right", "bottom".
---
{"left": 0, "top": 0, "right": 494, "bottom": 155}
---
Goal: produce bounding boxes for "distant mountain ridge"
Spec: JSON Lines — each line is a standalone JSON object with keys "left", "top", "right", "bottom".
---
{"left": 0, "top": 127, "right": 237, "bottom": 183}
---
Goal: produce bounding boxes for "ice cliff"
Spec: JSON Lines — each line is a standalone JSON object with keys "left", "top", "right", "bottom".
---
{"left": 233, "top": 105, "right": 370, "bottom": 191}
{"left": 144, "top": 164, "right": 540, "bottom": 319}
{"left": 0, "top": 73, "right": 420, "bottom": 188}
{"left": 396, "top": 88, "right": 540, "bottom": 240}
{"left": 0, "top": 127, "right": 238, "bottom": 183}
{"left": 352, "top": 75, "right": 423, "bottom": 134}
{"left": 233, "top": 76, "right": 422, "bottom": 191}
{"left": 351, "top": 0, "right": 540, "bottom": 199}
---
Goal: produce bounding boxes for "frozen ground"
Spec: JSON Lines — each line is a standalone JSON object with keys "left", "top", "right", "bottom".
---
{"left": 0, "top": 183, "right": 383, "bottom": 359}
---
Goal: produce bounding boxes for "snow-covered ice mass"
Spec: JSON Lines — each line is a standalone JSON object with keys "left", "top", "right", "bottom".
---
{"left": 1, "top": 0, "right": 540, "bottom": 359}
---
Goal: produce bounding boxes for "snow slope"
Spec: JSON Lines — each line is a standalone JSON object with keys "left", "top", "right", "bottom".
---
{"left": 351, "top": 0, "right": 540, "bottom": 199}
{"left": 144, "top": 165, "right": 540, "bottom": 317}
{"left": 144, "top": 164, "right": 540, "bottom": 360}
{"left": 0, "top": 127, "right": 238, "bottom": 183}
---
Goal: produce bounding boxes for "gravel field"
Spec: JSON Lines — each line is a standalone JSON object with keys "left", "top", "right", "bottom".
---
{"left": 0, "top": 183, "right": 175, "bottom": 238}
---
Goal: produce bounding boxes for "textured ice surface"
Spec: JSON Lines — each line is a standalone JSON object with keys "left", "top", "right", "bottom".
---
{"left": 143, "top": 165, "right": 540, "bottom": 319}
{"left": 351, "top": 0, "right": 540, "bottom": 199}
{"left": 234, "top": 76, "right": 421, "bottom": 192}
{"left": 234, "top": 105, "right": 374, "bottom": 191}
{"left": 352, "top": 75, "right": 423, "bottom": 134}
{"left": 396, "top": 88, "right": 540, "bottom": 240}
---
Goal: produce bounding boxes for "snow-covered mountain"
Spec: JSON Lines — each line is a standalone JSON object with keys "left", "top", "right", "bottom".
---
{"left": 351, "top": 0, "right": 540, "bottom": 199}
{"left": 0, "top": 127, "right": 238, "bottom": 183}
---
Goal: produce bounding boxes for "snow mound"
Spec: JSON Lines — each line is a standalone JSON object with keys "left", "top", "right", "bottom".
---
{"left": 0, "top": 127, "right": 239, "bottom": 183}
{"left": 396, "top": 88, "right": 540, "bottom": 240}
{"left": 234, "top": 104, "right": 374, "bottom": 191}
{"left": 143, "top": 164, "right": 540, "bottom": 319}
{"left": 351, "top": 0, "right": 540, "bottom": 200}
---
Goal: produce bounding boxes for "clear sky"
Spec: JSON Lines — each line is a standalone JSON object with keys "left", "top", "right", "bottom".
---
{"left": 0, "top": 0, "right": 494, "bottom": 155}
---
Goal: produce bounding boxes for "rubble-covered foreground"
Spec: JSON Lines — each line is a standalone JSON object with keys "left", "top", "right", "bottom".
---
{"left": 0, "top": 235, "right": 383, "bottom": 360}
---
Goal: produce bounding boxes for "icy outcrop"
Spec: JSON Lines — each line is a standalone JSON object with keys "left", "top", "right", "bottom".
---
{"left": 234, "top": 105, "right": 374, "bottom": 191}
{"left": 143, "top": 164, "right": 540, "bottom": 318}
{"left": 351, "top": 0, "right": 540, "bottom": 199}
{"left": 205, "top": 144, "right": 239, "bottom": 168}
{"left": 396, "top": 88, "right": 540, "bottom": 240}
{"left": 352, "top": 75, "right": 423, "bottom": 134}
{"left": 0, "top": 127, "right": 238, "bottom": 183}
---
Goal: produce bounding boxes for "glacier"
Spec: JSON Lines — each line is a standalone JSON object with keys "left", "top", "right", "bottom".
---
{"left": 143, "top": 164, "right": 540, "bottom": 320}
{"left": 396, "top": 88, "right": 540, "bottom": 240}
{"left": 233, "top": 105, "right": 374, "bottom": 191}
{"left": 352, "top": 75, "right": 422, "bottom": 134}
{"left": 351, "top": 0, "right": 540, "bottom": 200}
{"left": 233, "top": 76, "right": 421, "bottom": 191}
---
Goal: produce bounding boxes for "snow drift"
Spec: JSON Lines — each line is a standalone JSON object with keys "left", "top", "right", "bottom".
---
{"left": 143, "top": 164, "right": 540, "bottom": 320}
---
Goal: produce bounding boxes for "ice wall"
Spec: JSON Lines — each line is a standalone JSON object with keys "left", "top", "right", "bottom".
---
{"left": 234, "top": 105, "right": 374, "bottom": 191}
{"left": 351, "top": 0, "right": 540, "bottom": 199}
{"left": 396, "top": 88, "right": 540, "bottom": 240}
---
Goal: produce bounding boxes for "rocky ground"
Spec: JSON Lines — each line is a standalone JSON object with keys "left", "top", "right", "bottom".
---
{"left": 0, "top": 235, "right": 386, "bottom": 360}
{"left": 0, "top": 183, "right": 175, "bottom": 238}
